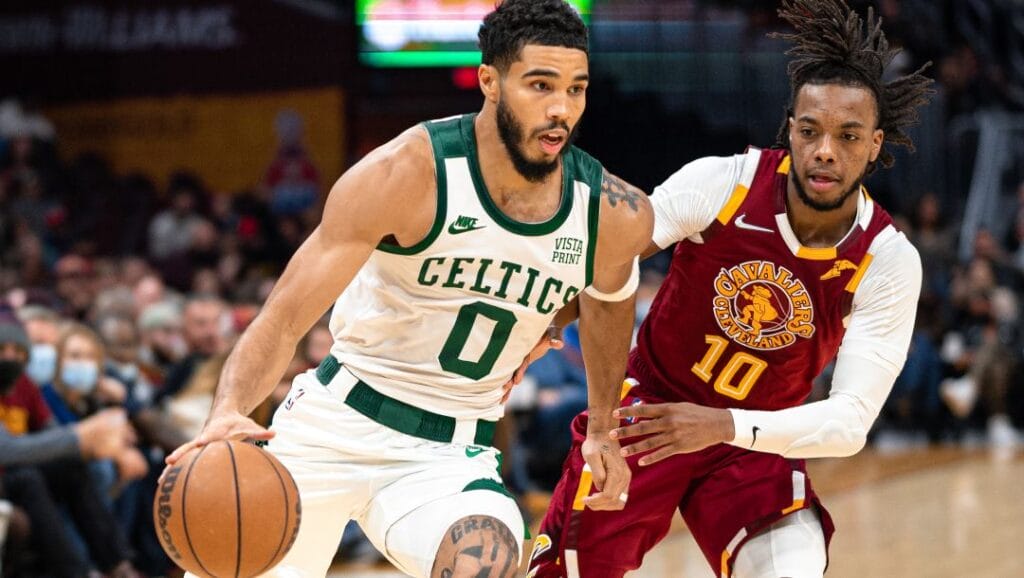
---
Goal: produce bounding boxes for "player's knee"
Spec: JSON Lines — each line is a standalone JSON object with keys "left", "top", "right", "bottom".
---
{"left": 733, "top": 509, "right": 826, "bottom": 578}
{"left": 431, "top": 515, "right": 519, "bottom": 578}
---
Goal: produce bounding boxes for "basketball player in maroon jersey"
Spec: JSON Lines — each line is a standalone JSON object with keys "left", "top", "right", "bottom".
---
{"left": 528, "top": 1, "right": 934, "bottom": 577}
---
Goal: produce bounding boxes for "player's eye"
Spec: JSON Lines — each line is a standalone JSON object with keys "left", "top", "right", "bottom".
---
{"left": 799, "top": 128, "right": 815, "bottom": 138}
{"left": 843, "top": 133, "right": 859, "bottom": 141}
{"left": 532, "top": 81, "right": 550, "bottom": 92}
{"left": 569, "top": 85, "right": 586, "bottom": 96}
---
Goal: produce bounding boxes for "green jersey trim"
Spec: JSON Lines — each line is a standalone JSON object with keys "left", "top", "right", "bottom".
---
{"left": 376, "top": 121, "right": 453, "bottom": 255}
{"left": 585, "top": 171, "right": 601, "bottom": 288}
{"left": 459, "top": 114, "right": 575, "bottom": 237}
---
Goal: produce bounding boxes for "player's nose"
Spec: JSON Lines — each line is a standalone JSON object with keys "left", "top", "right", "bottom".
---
{"left": 546, "top": 97, "right": 569, "bottom": 121}
{"left": 814, "top": 135, "right": 836, "bottom": 163}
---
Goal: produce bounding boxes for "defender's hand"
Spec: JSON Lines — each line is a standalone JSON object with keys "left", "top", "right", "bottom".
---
{"left": 500, "top": 326, "right": 564, "bottom": 403}
{"left": 580, "top": 429, "right": 631, "bottom": 511}
{"left": 610, "top": 402, "right": 735, "bottom": 465}
{"left": 164, "top": 411, "right": 274, "bottom": 466}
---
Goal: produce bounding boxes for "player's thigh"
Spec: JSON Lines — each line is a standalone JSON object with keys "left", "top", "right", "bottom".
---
{"left": 680, "top": 447, "right": 833, "bottom": 578}
{"left": 359, "top": 445, "right": 523, "bottom": 578}
{"left": 259, "top": 373, "right": 373, "bottom": 576}
{"left": 732, "top": 508, "right": 826, "bottom": 578}
{"left": 406, "top": 491, "right": 523, "bottom": 578}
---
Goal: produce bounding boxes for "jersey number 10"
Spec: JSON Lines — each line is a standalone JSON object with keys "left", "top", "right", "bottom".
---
{"left": 691, "top": 335, "right": 767, "bottom": 401}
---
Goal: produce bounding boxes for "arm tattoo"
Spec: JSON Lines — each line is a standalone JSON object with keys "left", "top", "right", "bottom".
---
{"left": 601, "top": 172, "right": 644, "bottom": 213}
{"left": 440, "top": 515, "right": 519, "bottom": 578}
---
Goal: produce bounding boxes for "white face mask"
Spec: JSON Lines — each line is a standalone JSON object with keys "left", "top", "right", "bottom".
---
{"left": 61, "top": 360, "right": 99, "bottom": 394}
{"left": 26, "top": 344, "right": 57, "bottom": 385}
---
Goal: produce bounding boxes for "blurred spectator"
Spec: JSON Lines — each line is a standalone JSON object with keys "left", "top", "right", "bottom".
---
{"left": 0, "top": 308, "right": 137, "bottom": 578}
{"left": 264, "top": 110, "right": 321, "bottom": 217}
{"left": 39, "top": 323, "right": 148, "bottom": 487}
{"left": 18, "top": 304, "right": 62, "bottom": 386}
{"left": 147, "top": 177, "right": 204, "bottom": 261}
{"left": 98, "top": 314, "right": 157, "bottom": 413}
{"left": 53, "top": 254, "right": 97, "bottom": 320}
{"left": 910, "top": 192, "right": 957, "bottom": 299}
{"left": 137, "top": 300, "right": 185, "bottom": 377}
{"left": 518, "top": 322, "right": 587, "bottom": 491}
{"left": 158, "top": 295, "right": 229, "bottom": 403}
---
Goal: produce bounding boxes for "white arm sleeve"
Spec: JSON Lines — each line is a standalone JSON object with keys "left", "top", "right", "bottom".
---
{"left": 650, "top": 155, "right": 744, "bottom": 248}
{"left": 728, "top": 231, "right": 922, "bottom": 458}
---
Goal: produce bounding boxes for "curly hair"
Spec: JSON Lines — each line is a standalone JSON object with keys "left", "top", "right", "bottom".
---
{"left": 478, "top": 0, "right": 588, "bottom": 72}
{"left": 771, "top": 0, "right": 934, "bottom": 172}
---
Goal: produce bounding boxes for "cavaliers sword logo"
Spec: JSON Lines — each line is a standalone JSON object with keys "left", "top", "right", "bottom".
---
{"left": 712, "top": 260, "right": 815, "bottom": 351}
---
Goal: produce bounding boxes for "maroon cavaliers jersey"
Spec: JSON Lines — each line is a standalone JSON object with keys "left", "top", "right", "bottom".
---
{"left": 629, "top": 148, "right": 896, "bottom": 411}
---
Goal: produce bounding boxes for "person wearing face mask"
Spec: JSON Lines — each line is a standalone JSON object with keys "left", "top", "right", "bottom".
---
{"left": 40, "top": 324, "right": 149, "bottom": 489}
{"left": 17, "top": 304, "right": 62, "bottom": 387}
{"left": 0, "top": 308, "right": 139, "bottom": 578}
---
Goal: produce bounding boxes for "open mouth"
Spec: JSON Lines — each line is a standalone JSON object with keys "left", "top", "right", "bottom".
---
{"left": 538, "top": 132, "right": 566, "bottom": 155}
{"left": 807, "top": 173, "right": 839, "bottom": 193}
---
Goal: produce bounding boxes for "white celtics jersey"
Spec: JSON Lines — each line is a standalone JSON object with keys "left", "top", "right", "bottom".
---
{"left": 328, "top": 114, "right": 603, "bottom": 420}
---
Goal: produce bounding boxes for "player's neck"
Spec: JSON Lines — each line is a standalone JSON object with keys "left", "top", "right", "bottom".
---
{"left": 784, "top": 185, "right": 858, "bottom": 248}
{"left": 473, "top": 112, "right": 564, "bottom": 222}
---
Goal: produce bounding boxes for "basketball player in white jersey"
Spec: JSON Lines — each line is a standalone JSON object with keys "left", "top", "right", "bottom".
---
{"left": 165, "top": 1, "right": 652, "bottom": 576}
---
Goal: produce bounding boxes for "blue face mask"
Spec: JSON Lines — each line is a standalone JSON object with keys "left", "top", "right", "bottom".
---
{"left": 26, "top": 344, "right": 57, "bottom": 385}
{"left": 61, "top": 360, "right": 99, "bottom": 394}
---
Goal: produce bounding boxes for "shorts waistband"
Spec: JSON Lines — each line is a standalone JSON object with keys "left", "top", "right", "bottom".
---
{"left": 315, "top": 356, "right": 496, "bottom": 447}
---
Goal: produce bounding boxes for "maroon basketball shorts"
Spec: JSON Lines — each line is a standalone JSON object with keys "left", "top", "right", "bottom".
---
{"left": 528, "top": 388, "right": 834, "bottom": 578}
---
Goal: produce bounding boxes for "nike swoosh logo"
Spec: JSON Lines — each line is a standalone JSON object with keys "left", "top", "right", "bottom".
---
{"left": 735, "top": 214, "right": 774, "bottom": 233}
{"left": 465, "top": 447, "right": 486, "bottom": 458}
{"left": 751, "top": 426, "right": 761, "bottom": 448}
{"left": 448, "top": 224, "right": 487, "bottom": 235}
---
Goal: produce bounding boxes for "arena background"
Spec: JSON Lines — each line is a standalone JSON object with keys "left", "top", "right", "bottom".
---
{"left": 0, "top": 1, "right": 1022, "bottom": 577}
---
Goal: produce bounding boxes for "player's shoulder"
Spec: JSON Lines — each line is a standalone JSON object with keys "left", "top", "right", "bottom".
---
{"left": 856, "top": 223, "right": 922, "bottom": 297}
{"left": 656, "top": 151, "right": 752, "bottom": 196}
{"left": 595, "top": 169, "right": 654, "bottom": 256}
{"left": 349, "top": 125, "right": 435, "bottom": 197}
{"left": 870, "top": 225, "right": 921, "bottom": 271}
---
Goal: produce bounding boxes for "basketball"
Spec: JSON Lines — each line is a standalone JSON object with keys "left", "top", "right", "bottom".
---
{"left": 154, "top": 440, "right": 301, "bottom": 578}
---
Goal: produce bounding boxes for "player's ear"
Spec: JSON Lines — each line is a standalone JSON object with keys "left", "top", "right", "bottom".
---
{"left": 869, "top": 128, "right": 884, "bottom": 163}
{"left": 479, "top": 64, "right": 500, "bottom": 103}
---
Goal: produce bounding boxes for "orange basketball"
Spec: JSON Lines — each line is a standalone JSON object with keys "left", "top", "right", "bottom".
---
{"left": 154, "top": 440, "right": 301, "bottom": 578}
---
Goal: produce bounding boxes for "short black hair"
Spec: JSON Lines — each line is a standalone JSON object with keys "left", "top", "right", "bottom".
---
{"left": 771, "top": 0, "right": 934, "bottom": 173}
{"left": 478, "top": 0, "right": 588, "bottom": 72}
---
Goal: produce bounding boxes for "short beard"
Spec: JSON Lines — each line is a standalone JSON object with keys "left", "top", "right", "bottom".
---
{"left": 496, "top": 97, "right": 576, "bottom": 184}
{"left": 790, "top": 167, "right": 865, "bottom": 213}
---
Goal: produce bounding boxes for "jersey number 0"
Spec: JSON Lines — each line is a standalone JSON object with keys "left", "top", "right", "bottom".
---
{"left": 439, "top": 302, "right": 518, "bottom": 380}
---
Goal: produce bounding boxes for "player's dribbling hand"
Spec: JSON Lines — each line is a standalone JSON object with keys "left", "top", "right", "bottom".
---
{"left": 580, "top": 427, "right": 631, "bottom": 511}
{"left": 164, "top": 411, "right": 275, "bottom": 467}
{"left": 500, "top": 325, "right": 564, "bottom": 403}
{"left": 609, "top": 402, "right": 735, "bottom": 465}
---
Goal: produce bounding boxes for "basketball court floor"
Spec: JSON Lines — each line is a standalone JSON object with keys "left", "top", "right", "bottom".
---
{"left": 329, "top": 446, "right": 1024, "bottom": 577}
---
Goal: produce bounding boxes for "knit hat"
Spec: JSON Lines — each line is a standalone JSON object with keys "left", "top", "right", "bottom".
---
{"left": 0, "top": 307, "right": 30, "bottom": 352}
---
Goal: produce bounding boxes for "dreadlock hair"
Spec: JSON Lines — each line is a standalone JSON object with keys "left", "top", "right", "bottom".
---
{"left": 478, "top": 0, "right": 588, "bottom": 73}
{"left": 771, "top": 0, "right": 934, "bottom": 173}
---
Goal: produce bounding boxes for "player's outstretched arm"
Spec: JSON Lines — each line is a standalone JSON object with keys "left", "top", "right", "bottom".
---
{"left": 167, "top": 128, "right": 436, "bottom": 464}
{"left": 577, "top": 170, "right": 652, "bottom": 510}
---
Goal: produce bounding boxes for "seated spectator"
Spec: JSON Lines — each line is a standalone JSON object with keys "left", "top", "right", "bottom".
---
{"left": 157, "top": 294, "right": 229, "bottom": 402}
{"left": 0, "top": 308, "right": 137, "bottom": 578}
{"left": 518, "top": 322, "right": 588, "bottom": 491}
{"left": 40, "top": 323, "right": 148, "bottom": 490}
{"left": 17, "top": 304, "right": 62, "bottom": 386}
{"left": 136, "top": 300, "right": 185, "bottom": 379}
